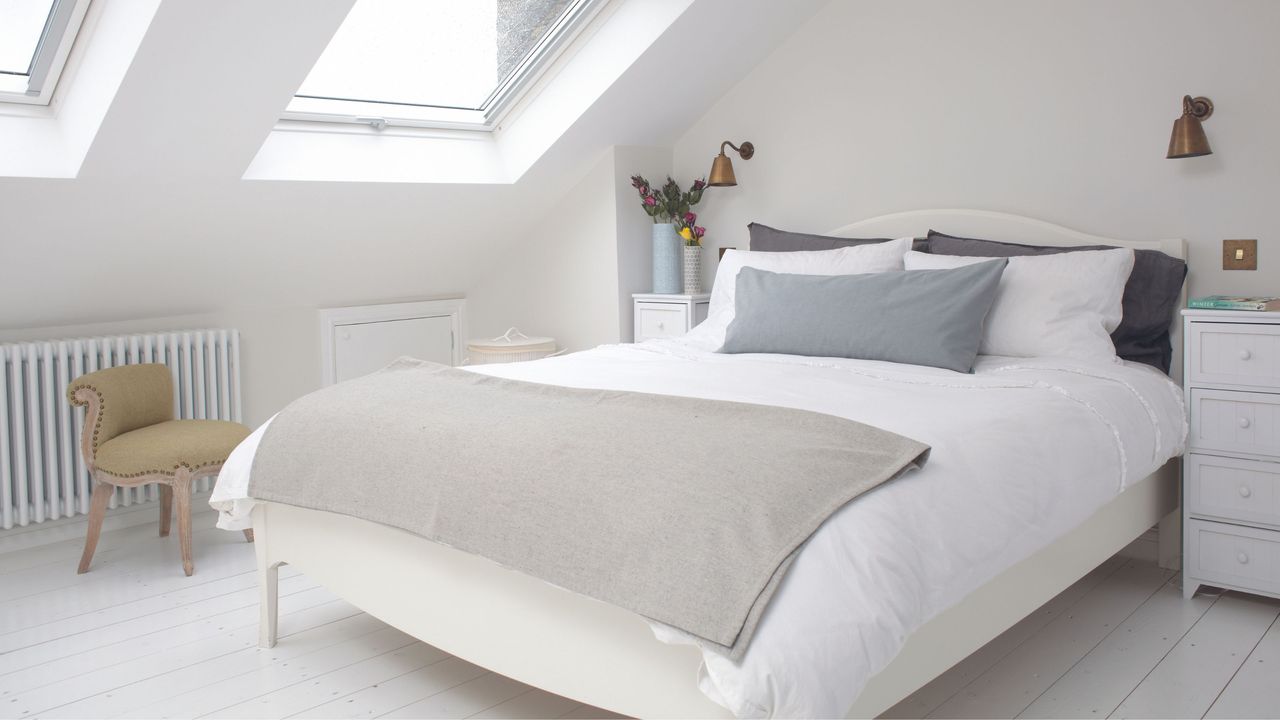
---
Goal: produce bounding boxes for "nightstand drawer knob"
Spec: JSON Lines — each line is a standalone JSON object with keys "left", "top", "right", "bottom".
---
{"left": 656, "top": 322, "right": 665, "bottom": 330}
{"left": 1238, "top": 551, "right": 1250, "bottom": 565}
{"left": 1238, "top": 417, "right": 1252, "bottom": 429}
{"left": 1239, "top": 485, "right": 1253, "bottom": 498}
{"left": 1239, "top": 349, "right": 1253, "bottom": 361}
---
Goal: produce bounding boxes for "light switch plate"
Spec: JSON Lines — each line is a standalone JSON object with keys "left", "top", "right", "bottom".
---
{"left": 1223, "top": 239, "right": 1258, "bottom": 270}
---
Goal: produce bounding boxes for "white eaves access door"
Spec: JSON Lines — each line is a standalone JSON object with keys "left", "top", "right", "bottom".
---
{"left": 319, "top": 299, "right": 465, "bottom": 385}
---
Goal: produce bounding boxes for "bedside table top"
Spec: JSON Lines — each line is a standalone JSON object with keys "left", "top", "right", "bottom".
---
{"left": 633, "top": 293, "right": 711, "bottom": 302}
{"left": 1183, "top": 308, "right": 1280, "bottom": 321}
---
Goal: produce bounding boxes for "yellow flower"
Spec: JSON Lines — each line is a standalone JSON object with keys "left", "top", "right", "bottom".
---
{"left": 678, "top": 227, "right": 693, "bottom": 241}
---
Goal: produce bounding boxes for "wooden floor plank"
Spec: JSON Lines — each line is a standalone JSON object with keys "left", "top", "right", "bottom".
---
{"left": 378, "top": 673, "right": 531, "bottom": 720}
{"left": 883, "top": 556, "right": 1126, "bottom": 719}
{"left": 1, "top": 590, "right": 348, "bottom": 718}
{"left": 926, "top": 560, "right": 1173, "bottom": 719}
{"left": 205, "top": 641, "right": 447, "bottom": 719}
{"left": 1204, "top": 612, "right": 1280, "bottom": 719}
{"left": 0, "top": 573, "right": 315, "bottom": 673}
{"left": 1110, "top": 593, "right": 1280, "bottom": 719}
{"left": 0, "top": 528, "right": 258, "bottom": 635}
{"left": 0, "top": 506, "right": 219, "bottom": 576}
{"left": 291, "top": 657, "right": 491, "bottom": 720}
{"left": 120, "top": 626, "right": 418, "bottom": 718}
{"left": 557, "top": 704, "right": 627, "bottom": 719}
{"left": 1018, "top": 581, "right": 1216, "bottom": 718}
{"left": 0, "top": 564, "right": 301, "bottom": 653}
{"left": 469, "top": 688, "right": 582, "bottom": 719}
{"left": 33, "top": 607, "right": 379, "bottom": 719}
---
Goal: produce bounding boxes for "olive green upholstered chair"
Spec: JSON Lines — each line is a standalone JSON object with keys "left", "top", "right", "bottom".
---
{"left": 67, "top": 364, "right": 253, "bottom": 576}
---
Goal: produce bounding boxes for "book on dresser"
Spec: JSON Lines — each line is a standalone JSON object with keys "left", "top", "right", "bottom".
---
{"left": 1187, "top": 295, "right": 1280, "bottom": 311}
{"left": 1181, "top": 308, "right": 1280, "bottom": 601}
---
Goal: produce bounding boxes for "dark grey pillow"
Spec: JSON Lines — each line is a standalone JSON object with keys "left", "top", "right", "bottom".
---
{"left": 720, "top": 260, "right": 1008, "bottom": 373}
{"left": 748, "top": 222, "right": 930, "bottom": 253}
{"left": 927, "top": 230, "right": 1187, "bottom": 373}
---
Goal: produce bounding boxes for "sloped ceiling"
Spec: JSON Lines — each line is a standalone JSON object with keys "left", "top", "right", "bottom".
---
{"left": 0, "top": 0, "right": 826, "bottom": 330}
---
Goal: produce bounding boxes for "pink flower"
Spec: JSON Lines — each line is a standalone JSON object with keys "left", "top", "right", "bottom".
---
{"left": 684, "top": 212, "right": 697, "bottom": 225}
{"left": 643, "top": 196, "right": 656, "bottom": 206}
{"left": 694, "top": 226, "right": 706, "bottom": 238}
{"left": 692, "top": 179, "right": 706, "bottom": 191}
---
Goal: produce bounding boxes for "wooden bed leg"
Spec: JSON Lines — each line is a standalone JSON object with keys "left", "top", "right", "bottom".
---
{"left": 258, "top": 561, "right": 279, "bottom": 648}
{"left": 254, "top": 507, "right": 279, "bottom": 648}
{"left": 1157, "top": 508, "right": 1181, "bottom": 571}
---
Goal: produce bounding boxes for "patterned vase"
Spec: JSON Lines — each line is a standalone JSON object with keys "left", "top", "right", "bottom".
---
{"left": 652, "top": 223, "right": 681, "bottom": 294}
{"left": 683, "top": 245, "right": 702, "bottom": 294}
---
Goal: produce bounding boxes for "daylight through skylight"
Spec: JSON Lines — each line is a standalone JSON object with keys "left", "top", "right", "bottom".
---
{"left": 296, "top": 0, "right": 577, "bottom": 113}
{"left": 0, "top": 0, "right": 55, "bottom": 78}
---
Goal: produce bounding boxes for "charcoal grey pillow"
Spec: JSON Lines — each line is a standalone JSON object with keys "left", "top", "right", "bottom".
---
{"left": 720, "top": 260, "right": 1008, "bottom": 373}
{"left": 749, "top": 222, "right": 930, "bottom": 253}
{"left": 926, "top": 230, "right": 1187, "bottom": 373}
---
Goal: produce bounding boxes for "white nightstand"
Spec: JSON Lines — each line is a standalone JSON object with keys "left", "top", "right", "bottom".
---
{"left": 1182, "top": 308, "right": 1280, "bottom": 600}
{"left": 632, "top": 293, "right": 710, "bottom": 342}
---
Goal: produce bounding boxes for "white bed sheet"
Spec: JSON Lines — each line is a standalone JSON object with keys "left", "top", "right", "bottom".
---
{"left": 211, "top": 338, "right": 1185, "bottom": 718}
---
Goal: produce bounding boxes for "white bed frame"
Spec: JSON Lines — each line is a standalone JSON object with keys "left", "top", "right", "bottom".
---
{"left": 252, "top": 210, "right": 1188, "bottom": 718}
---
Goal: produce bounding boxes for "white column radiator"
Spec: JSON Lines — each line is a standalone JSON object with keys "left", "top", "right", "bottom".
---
{"left": 0, "top": 329, "right": 242, "bottom": 530}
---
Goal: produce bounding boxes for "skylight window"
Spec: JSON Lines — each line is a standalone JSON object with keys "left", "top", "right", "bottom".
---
{"left": 0, "top": 0, "right": 90, "bottom": 105}
{"left": 286, "top": 0, "right": 603, "bottom": 130}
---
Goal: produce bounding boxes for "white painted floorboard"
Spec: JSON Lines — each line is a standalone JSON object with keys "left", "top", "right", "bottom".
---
{"left": 2, "top": 512, "right": 1278, "bottom": 719}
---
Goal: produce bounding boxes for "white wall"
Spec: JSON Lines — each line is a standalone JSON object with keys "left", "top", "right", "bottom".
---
{"left": 467, "top": 145, "right": 672, "bottom": 351}
{"left": 468, "top": 151, "right": 623, "bottom": 353}
{"left": 674, "top": 0, "right": 1280, "bottom": 299}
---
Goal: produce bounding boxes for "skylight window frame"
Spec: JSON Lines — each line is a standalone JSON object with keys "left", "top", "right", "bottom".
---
{"left": 0, "top": 0, "right": 91, "bottom": 106}
{"left": 282, "top": 0, "right": 608, "bottom": 132}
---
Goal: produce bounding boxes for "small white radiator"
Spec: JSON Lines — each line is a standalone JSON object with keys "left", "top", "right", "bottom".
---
{"left": 0, "top": 329, "right": 242, "bottom": 530}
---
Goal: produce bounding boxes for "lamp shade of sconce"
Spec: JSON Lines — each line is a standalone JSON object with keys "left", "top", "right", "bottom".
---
{"left": 1167, "top": 95, "right": 1213, "bottom": 158}
{"left": 708, "top": 140, "right": 755, "bottom": 186}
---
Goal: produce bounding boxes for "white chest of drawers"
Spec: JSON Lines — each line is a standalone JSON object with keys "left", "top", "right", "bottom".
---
{"left": 632, "top": 293, "right": 710, "bottom": 342}
{"left": 1183, "top": 308, "right": 1280, "bottom": 600}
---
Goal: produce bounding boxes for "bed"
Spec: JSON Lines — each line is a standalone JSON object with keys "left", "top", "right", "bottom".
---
{"left": 212, "top": 210, "right": 1188, "bottom": 718}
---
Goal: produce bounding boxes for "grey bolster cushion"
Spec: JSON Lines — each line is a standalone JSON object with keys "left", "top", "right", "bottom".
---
{"left": 720, "top": 259, "right": 1008, "bottom": 373}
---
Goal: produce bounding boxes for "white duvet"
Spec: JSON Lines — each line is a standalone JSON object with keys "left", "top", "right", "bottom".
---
{"left": 211, "top": 334, "right": 1185, "bottom": 718}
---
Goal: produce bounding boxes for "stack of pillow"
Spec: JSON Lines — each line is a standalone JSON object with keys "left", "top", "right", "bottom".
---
{"left": 705, "top": 223, "right": 1186, "bottom": 374}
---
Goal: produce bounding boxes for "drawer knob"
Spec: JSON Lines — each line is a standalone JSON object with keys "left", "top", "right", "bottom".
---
{"left": 1238, "top": 417, "right": 1252, "bottom": 429}
{"left": 1239, "top": 485, "right": 1253, "bottom": 498}
{"left": 1240, "top": 349, "right": 1253, "bottom": 361}
{"left": 1238, "top": 552, "right": 1250, "bottom": 565}
{"left": 656, "top": 322, "right": 665, "bottom": 330}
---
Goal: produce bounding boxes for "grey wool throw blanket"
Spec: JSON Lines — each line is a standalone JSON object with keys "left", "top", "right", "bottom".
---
{"left": 249, "top": 358, "right": 930, "bottom": 658}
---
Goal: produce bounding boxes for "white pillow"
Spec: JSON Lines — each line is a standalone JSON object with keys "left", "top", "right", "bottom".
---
{"left": 706, "top": 237, "right": 913, "bottom": 323}
{"left": 903, "top": 248, "right": 1134, "bottom": 361}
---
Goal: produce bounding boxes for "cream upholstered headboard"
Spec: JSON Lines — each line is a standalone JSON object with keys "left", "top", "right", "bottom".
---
{"left": 827, "top": 209, "right": 1186, "bottom": 260}
{"left": 824, "top": 209, "right": 1189, "bottom": 379}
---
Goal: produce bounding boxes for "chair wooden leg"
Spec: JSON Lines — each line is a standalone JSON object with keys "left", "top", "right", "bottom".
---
{"left": 242, "top": 528, "right": 254, "bottom": 543}
{"left": 77, "top": 481, "right": 114, "bottom": 574}
{"left": 174, "top": 473, "right": 194, "bottom": 576}
{"left": 159, "top": 484, "right": 173, "bottom": 537}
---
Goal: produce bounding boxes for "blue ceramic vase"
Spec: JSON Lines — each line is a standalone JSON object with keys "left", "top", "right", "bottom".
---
{"left": 652, "top": 223, "right": 681, "bottom": 294}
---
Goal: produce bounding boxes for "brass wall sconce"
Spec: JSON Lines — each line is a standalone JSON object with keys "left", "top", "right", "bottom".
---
{"left": 1167, "top": 95, "right": 1213, "bottom": 158}
{"left": 708, "top": 140, "right": 754, "bottom": 186}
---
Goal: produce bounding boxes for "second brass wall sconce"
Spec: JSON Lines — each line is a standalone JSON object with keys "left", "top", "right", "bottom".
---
{"left": 1168, "top": 95, "right": 1213, "bottom": 158}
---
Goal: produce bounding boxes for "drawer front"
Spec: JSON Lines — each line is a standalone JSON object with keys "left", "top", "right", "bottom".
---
{"left": 1189, "top": 388, "right": 1280, "bottom": 458}
{"left": 636, "top": 303, "right": 689, "bottom": 341}
{"left": 1186, "top": 454, "right": 1280, "bottom": 528}
{"left": 1189, "top": 322, "right": 1280, "bottom": 389}
{"left": 1186, "top": 519, "right": 1280, "bottom": 595}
